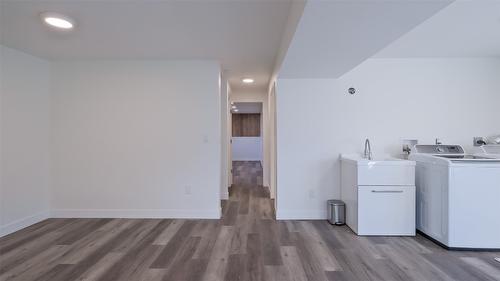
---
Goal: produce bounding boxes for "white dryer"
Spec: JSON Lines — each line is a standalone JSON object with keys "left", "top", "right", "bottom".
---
{"left": 409, "top": 144, "right": 500, "bottom": 250}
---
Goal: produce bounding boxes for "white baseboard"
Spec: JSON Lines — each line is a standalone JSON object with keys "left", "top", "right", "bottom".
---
{"left": 0, "top": 211, "right": 51, "bottom": 237}
{"left": 51, "top": 208, "right": 221, "bottom": 219}
{"left": 276, "top": 209, "right": 327, "bottom": 220}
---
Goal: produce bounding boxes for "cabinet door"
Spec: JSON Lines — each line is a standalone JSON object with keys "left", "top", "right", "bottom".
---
{"left": 358, "top": 186, "right": 415, "bottom": 236}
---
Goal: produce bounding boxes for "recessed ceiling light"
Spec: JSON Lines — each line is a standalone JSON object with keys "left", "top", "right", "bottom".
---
{"left": 233, "top": 109, "right": 239, "bottom": 112}
{"left": 41, "top": 12, "right": 75, "bottom": 29}
{"left": 242, "top": 78, "right": 254, "bottom": 84}
{"left": 231, "top": 105, "right": 237, "bottom": 109}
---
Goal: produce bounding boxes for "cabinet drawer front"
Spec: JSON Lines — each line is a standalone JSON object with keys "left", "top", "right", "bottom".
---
{"left": 358, "top": 165, "right": 415, "bottom": 186}
{"left": 358, "top": 186, "right": 415, "bottom": 235}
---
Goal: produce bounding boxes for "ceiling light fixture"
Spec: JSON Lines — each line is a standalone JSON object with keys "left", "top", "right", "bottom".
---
{"left": 242, "top": 78, "right": 254, "bottom": 84}
{"left": 41, "top": 12, "right": 75, "bottom": 29}
{"left": 233, "top": 109, "right": 239, "bottom": 112}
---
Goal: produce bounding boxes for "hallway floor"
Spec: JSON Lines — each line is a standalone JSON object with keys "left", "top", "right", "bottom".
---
{"left": 1, "top": 161, "right": 499, "bottom": 280}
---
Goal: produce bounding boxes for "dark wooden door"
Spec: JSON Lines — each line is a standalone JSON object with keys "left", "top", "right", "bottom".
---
{"left": 232, "top": 114, "right": 261, "bottom": 137}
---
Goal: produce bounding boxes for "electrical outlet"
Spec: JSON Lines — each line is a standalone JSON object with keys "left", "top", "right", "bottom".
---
{"left": 184, "top": 185, "right": 192, "bottom": 195}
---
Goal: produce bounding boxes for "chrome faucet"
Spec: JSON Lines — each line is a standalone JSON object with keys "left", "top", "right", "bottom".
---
{"left": 364, "top": 138, "right": 372, "bottom": 160}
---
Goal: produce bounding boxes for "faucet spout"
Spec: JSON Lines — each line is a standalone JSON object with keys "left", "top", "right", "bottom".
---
{"left": 364, "top": 138, "right": 372, "bottom": 160}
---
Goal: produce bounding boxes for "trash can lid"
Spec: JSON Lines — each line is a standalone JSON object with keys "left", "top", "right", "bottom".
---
{"left": 327, "top": 199, "right": 345, "bottom": 205}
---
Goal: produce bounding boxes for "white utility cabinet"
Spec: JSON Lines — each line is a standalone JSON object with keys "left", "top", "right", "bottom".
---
{"left": 340, "top": 154, "right": 416, "bottom": 236}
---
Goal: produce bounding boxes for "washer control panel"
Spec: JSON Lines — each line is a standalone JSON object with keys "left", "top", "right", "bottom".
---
{"left": 413, "top": 145, "right": 465, "bottom": 155}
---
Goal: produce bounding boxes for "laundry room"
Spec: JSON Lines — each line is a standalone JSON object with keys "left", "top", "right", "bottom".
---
{"left": 275, "top": 0, "right": 500, "bottom": 253}
{"left": 2, "top": 1, "right": 499, "bottom": 280}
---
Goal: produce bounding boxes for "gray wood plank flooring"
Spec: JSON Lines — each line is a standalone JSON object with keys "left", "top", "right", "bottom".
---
{"left": 1, "top": 161, "right": 499, "bottom": 281}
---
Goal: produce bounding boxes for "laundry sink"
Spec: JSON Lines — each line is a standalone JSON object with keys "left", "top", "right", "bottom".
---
{"left": 341, "top": 154, "right": 409, "bottom": 164}
{"left": 341, "top": 154, "right": 416, "bottom": 236}
{"left": 341, "top": 154, "right": 415, "bottom": 186}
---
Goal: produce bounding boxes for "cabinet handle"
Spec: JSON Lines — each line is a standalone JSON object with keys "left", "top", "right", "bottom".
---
{"left": 371, "top": 190, "right": 403, "bottom": 193}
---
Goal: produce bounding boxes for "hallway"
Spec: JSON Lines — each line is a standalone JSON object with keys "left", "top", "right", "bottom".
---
{"left": 221, "top": 160, "right": 274, "bottom": 226}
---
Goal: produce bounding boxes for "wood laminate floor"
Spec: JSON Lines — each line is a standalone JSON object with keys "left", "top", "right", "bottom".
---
{"left": 1, "top": 161, "right": 499, "bottom": 281}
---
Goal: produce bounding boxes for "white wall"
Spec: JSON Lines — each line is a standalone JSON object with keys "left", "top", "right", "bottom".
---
{"left": 232, "top": 137, "right": 262, "bottom": 161}
{"left": 220, "top": 76, "right": 229, "bottom": 199}
{"left": 227, "top": 85, "right": 233, "bottom": 189}
{"left": 268, "top": 83, "right": 277, "bottom": 200}
{"left": 51, "top": 60, "right": 221, "bottom": 219}
{"left": 276, "top": 58, "right": 500, "bottom": 219}
{"left": 0, "top": 46, "right": 51, "bottom": 236}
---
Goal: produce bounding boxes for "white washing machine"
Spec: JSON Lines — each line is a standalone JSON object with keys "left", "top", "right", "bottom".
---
{"left": 409, "top": 144, "right": 500, "bottom": 250}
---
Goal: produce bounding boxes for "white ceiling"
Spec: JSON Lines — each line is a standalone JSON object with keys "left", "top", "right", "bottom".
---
{"left": 375, "top": 1, "right": 500, "bottom": 58}
{"left": 0, "top": 0, "right": 297, "bottom": 92}
{"left": 278, "top": 0, "right": 452, "bottom": 79}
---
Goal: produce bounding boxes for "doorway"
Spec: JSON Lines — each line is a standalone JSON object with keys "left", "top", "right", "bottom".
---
{"left": 231, "top": 102, "right": 262, "bottom": 162}
{"left": 221, "top": 101, "right": 274, "bottom": 220}
{"left": 222, "top": 91, "right": 276, "bottom": 220}
{"left": 230, "top": 102, "right": 263, "bottom": 187}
